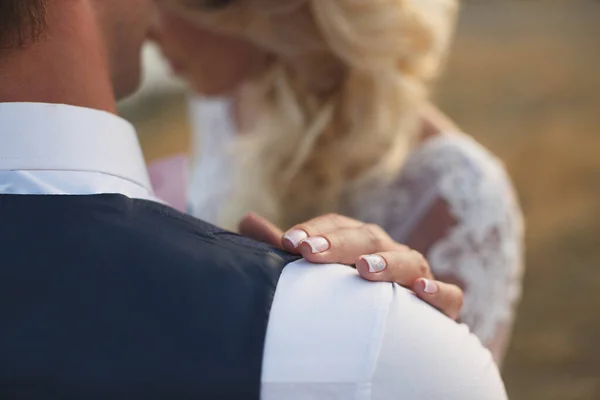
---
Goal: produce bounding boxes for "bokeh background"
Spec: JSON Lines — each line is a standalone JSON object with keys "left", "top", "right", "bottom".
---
{"left": 119, "top": 1, "right": 600, "bottom": 398}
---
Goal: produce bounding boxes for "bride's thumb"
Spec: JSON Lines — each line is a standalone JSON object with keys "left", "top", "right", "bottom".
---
{"left": 238, "top": 212, "right": 284, "bottom": 249}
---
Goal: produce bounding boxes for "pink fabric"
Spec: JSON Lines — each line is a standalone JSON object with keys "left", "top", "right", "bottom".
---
{"left": 147, "top": 154, "right": 189, "bottom": 213}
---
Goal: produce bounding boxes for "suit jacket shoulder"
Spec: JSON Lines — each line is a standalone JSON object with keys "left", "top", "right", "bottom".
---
{"left": 0, "top": 194, "right": 299, "bottom": 399}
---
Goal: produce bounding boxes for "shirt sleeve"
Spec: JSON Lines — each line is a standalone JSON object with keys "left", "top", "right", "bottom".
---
{"left": 371, "top": 284, "right": 508, "bottom": 400}
{"left": 261, "top": 260, "right": 508, "bottom": 399}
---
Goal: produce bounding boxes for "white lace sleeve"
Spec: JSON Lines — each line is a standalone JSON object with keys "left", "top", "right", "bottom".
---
{"left": 353, "top": 133, "right": 525, "bottom": 362}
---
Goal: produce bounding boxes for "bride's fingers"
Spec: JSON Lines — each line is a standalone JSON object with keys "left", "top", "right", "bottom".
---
{"left": 238, "top": 213, "right": 284, "bottom": 248}
{"left": 282, "top": 213, "right": 363, "bottom": 252}
{"left": 244, "top": 212, "right": 464, "bottom": 319}
{"left": 355, "top": 250, "right": 434, "bottom": 285}
{"left": 412, "top": 279, "right": 464, "bottom": 320}
{"left": 355, "top": 252, "right": 463, "bottom": 319}
{"left": 296, "top": 225, "right": 405, "bottom": 264}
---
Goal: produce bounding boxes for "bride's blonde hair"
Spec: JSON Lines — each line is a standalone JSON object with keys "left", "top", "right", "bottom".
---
{"left": 167, "top": 0, "right": 458, "bottom": 230}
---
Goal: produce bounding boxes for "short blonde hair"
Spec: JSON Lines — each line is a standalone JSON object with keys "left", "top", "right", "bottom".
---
{"left": 167, "top": 0, "right": 458, "bottom": 230}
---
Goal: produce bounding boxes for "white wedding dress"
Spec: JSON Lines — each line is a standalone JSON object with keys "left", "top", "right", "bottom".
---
{"left": 186, "top": 96, "right": 525, "bottom": 362}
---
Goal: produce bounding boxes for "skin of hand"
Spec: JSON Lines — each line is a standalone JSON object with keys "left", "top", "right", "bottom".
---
{"left": 239, "top": 213, "right": 463, "bottom": 320}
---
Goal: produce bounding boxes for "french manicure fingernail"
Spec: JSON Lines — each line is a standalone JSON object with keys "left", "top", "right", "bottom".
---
{"left": 303, "top": 236, "right": 330, "bottom": 254}
{"left": 362, "top": 255, "right": 387, "bottom": 273}
{"left": 421, "top": 279, "right": 439, "bottom": 294}
{"left": 284, "top": 229, "right": 308, "bottom": 248}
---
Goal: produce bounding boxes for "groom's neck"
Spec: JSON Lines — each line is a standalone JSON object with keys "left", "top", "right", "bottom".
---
{"left": 0, "top": 2, "right": 117, "bottom": 113}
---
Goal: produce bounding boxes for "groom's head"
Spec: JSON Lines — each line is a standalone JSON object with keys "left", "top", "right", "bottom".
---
{"left": 0, "top": 0, "right": 154, "bottom": 100}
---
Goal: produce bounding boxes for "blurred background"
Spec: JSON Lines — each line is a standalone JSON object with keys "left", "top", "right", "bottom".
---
{"left": 119, "top": 1, "right": 600, "bottom": 399}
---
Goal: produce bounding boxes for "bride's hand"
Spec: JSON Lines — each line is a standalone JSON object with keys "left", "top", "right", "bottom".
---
{"left": 239, "top": 213, "right": 463, "bottom": 320}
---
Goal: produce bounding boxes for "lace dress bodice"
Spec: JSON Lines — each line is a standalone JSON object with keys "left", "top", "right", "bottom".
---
{"left": 349, "top": 133, "right": 525, "bottom": 360}
{"left": 187, "top": 97, "right": 525, "bottom": 363}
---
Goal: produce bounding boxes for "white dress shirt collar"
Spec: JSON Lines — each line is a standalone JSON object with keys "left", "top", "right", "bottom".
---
{"left": 0, "top": 102, "right": 151, "bottom": 192}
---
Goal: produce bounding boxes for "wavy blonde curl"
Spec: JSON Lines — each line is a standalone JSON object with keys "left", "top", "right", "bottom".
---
{"left": 167, "top": 0, "right": 458, "bottom": 230}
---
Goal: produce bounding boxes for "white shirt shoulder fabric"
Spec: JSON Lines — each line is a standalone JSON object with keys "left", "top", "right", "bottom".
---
{"left": 263, "top": 259, "right": 507, "bottom": 400}
{"left": 0, "top": 102, "right": 507, "bottom": 400}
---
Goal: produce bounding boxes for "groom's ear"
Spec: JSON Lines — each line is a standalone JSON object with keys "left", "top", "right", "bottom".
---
{"left": 0, "top": 0, "right": 47, "bottom": 49}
